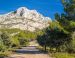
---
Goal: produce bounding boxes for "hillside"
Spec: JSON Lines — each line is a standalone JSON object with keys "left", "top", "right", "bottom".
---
{"left": 0, "top": 7, "right": 52, "bottom": 32}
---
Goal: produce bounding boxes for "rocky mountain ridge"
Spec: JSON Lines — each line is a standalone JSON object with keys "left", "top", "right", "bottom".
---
{"left": 0, "top": 7, "right": 52, "bottom": 32}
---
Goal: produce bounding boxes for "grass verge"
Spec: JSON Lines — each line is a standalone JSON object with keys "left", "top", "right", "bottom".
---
{"left": 51, "top": 52, "right": 75, "bottom": 58}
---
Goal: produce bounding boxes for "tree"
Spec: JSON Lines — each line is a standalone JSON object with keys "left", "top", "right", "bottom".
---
{"left": 37, "top": 21, "right": 70, "bottom": 52}
{"left": 37, "top": 34, "right": 47, "bottom": 51}
{"left": 54, "top": 0, "right": 75, "bottom": 52}
{"left": 61, "top": 0, "right": 75, "bottom": 31}
{"left": 0, "top": 36, "right": 6, "bottom": 51}
{"left": 46, "top": 21, "right": 71, "bottom": 52}
{"left": 55, "top": 13, "right": 60, "bottom": 20}
{"left": 62, "top": 0, "right": 75, "bottom": 21}
{"left": 1, "top": 32, "right": 11, "bottom": 48}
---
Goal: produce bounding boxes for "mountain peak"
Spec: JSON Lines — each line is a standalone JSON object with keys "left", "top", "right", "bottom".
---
{"left": 16, "top": 7, "right": 29, "bottom": 16}
{"left": 0, "top": 7, "right": 52, "bottom": 32}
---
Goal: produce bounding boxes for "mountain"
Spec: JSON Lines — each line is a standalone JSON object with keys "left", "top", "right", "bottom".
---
{"left": 0, "top": 7, "right": 52, "bottom": 32}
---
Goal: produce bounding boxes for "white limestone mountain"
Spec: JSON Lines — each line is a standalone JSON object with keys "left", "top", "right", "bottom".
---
{"left": 0, "top": 7, "right": 52, "bottom": 32}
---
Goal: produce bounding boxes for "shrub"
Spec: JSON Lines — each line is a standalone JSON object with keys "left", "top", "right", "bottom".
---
{"left": 52, "top": 53, "right": 75, "bottom": 58}
{"left": 11, "top": 36, "right": 20, "bottom": 47}
{"left": 18, "top": 38, "right": 29, "bottom": 46}
{"left": 71, "top": 32, "right": 75, "bottom": 52}
{"left": 0, "top": 40, "right": 6, "bottom": 52}
{"left": 1, "top": 31, "right": 11, "bottom": 47}
{"left": 0, "top": 51, "right": 11, "bottom": 58}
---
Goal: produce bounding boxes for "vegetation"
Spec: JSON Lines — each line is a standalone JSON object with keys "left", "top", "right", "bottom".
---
{"left": 52, "top": 53, "right": 75, "bottom": 58}
{"left": 55, "top": 0, "right": 75, "bottom": 53}
{"left": 37, "top": 21, "right": 70, "bottom": 52}
{"left": 37, "top": 0, "right": 75, "bottom": 58}
{"left": 0, "top": 51, "right": 11, "bottom": 58}
{"left": 0, "top": 0, "right": 75, "bottom": 58}
{"left": 0, "top": 28, "right": 44, "bottom": 57}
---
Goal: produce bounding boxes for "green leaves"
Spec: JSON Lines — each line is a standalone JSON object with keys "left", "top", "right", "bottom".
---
{"left": 0, "top": 32, "right": 11, "bottom": 47}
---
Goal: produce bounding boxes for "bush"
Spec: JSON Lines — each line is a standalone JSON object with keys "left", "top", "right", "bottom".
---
{"left": 18, "top": 38, "right": 29, "bottom": 46}
{"left": 0, "top": 41, "right": 6, "bottom": 52}
{"left": 1, "top": 31, "right": 11, "bottom": 47}
{"left": 11, "top": 35, "right": 29, "bottom": 47}
{"left": 52, "top": 53, "right": 75, "bottom": 58}
{"left": 71, "top": 32, "right": 75, "bottom": 52}
{"left": 11, "top": 36, "right": 20, "bottom": 47}
{"left": 0, "top": 32, "right": 7, "bottom": 51}
{"left": 0, "top": 51, "right": 11, "bottom": 58}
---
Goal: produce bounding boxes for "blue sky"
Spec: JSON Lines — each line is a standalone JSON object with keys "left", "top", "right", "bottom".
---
{"left": 0, "top": 0, "right": 64, "bottom": 19}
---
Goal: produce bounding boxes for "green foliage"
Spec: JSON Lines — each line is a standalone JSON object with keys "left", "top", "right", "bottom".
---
{"left": 0, "top": 28, "right": 44, "bottom": 47}
{"left": 37, "top": 34, "right": 46, "bottom": 47}
{"left": 71, "top": 32, "right": 75, "bottom": 52}
{"left": 0, "top": 40, "right": 6, "bottom": 51}
{"left": 0, "top": 51, "right": 11, "bottom": 58}
{"left": 55, "top": 13, "right": 60, "bottom": 20}
{"left": 16, "top": 32, "right": 29, "bottom": 46}
{"left": 37, "top": 21, "right": 70, "bottom": 52}
{"left": 52, "top": 53, "right": 75, "bottom": 58}
{"left": 0, "top": 31, "right": 12, "bottom": 51}
{"left": 0, "top": 28, "right": 21, "bottom": 34}
{"left": 11, "top": 36, "right": 20, "bottom": 47}
{"left": 0, "top": 28, "right": 44, "bottom": 40}
{"left": 1, "top": 32, "right": 11, "bottom": 47}
{"left": 53, "top": 0, "right": 75, "bottom": 53}
{"left": 18, "top": 38, "right": 29, "bottom": 46}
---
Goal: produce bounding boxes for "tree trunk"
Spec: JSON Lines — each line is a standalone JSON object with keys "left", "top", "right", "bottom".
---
{"left": 44, "top": 45, "right": 46, "bottom": 52}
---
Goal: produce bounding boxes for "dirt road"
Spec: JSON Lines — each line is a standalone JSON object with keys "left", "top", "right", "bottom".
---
{"left": 9, "top": 46, "right": 52, "bottom": 58}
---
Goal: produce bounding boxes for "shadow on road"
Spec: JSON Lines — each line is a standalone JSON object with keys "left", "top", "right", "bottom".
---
{"left": 13, "top": 46, "right": 48, "bottom": 54}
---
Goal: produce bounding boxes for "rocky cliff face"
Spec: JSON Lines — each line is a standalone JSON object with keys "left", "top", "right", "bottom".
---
{"left": 0, "top": 7, "right": 52, "bottom": 32}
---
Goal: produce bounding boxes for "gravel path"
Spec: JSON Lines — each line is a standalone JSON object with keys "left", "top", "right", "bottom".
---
{"left": 9, "top": 54, "right": 51, "bottom": 58}
{"left": 9, "top": 46, "right": 52, "bottom": 58}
